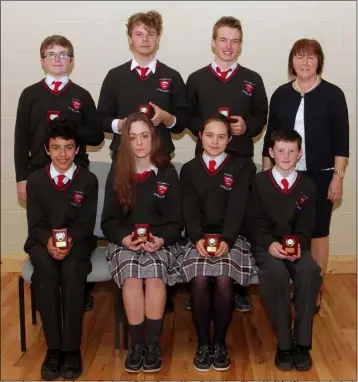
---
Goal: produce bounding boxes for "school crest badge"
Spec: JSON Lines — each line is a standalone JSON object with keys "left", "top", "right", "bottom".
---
{"left": 156, "top": 182, "right": 169, "bottom": 196}
{"left": 243, "top": 81, "right": 255, "bottom": 96}
{"left": 71, "top": 98, "right": 82, "bottom": 111}
{"left": 72, "top": 191, "right": 84, "bottom": 207}
{"left": 296, "top": 193, "right": 308, "bottom": 210}
{"left": 223, "top": 174, "right": 234, "bottom": 189}
{"left": 158, "top": 78, "right": 171, "bottom": 92}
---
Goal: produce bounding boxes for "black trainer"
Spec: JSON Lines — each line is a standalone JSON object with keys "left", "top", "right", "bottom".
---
{"left": 125, "top": 344, "right": 145, "bottom": 373}
{"left": 143, "top": 344, "right": 162, "bottom": 373}
{"left": 41, "top": 349, "right": 62, "bottom": 380}
{"left": 193, "top": 344, "right": 212, "bottom": 371}
{"left": 274, "top": 347, "right": 294, "bottom": 371}
{"left": 61, "top": 350, "right": 82, "bottom": 380}
{"left": 211, "top": 344, "right": 231, "bottom": 371}
{"left": 294, "top": 345, "right": 312, "bottom": 371}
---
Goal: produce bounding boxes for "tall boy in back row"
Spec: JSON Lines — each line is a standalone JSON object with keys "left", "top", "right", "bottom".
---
{"left": 246, "top": 130, "right": 321, "bottom": 371}
{"left": 97, "top": 10, "right": 188, "bottom": 160}
{"left": 186, "top": 16, "right": 268, "bottom": 311}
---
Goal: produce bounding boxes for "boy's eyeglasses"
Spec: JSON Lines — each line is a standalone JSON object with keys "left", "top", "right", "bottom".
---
{"left": 43, "top": 53, "right": 72, "bottom": 60}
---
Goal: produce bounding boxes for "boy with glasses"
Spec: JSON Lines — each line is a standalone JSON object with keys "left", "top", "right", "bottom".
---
{"left": 14, "top": 34, "right": 103, "bottom": 202}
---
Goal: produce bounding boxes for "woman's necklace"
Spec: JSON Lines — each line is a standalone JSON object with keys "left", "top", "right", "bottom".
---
{"left": 295, "top": 76, "right": 319, "bottom": 97}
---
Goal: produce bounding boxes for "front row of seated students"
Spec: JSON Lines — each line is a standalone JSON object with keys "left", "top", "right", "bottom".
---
{"left": 24, "top": 115, "right": 321, "bottom": 379}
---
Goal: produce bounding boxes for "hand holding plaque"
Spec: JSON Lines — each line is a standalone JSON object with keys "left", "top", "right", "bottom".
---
{"left": 218, "top": 107, "right": 231, "bottom": 121}
{"left": 204, "top": 234, "right": 221, "bottom": 255}
{"left": 138, "top": 104, "right": 154, "bottom": 118}
{"left": 282, "top": 235, "right": 299, "bottom": 258}
{"left": 133, "top": 224, "right": 151, "bottom": 242}
{"left": 52, "top": 228, "right": 69, "bottom": 249}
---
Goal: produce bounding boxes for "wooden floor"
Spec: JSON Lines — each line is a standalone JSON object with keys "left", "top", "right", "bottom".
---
{"left": 1, "top": 273, "right": 356, "bottom": 381}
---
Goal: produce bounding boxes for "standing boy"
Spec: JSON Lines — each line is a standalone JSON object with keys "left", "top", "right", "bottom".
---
{"left": 14, "top": 34, "right": 103, "bottom": 202}
{"left": 97, "top": 10, "right": 188, "bottom": 160}
{"left": 24, "top": 120, "right": 98, "bottom": 380}
{"left": 246, "top": 129, "right": 321, "bottom": 372}
{"left": 186, "top": 16, "right": 268, "bottom": 311}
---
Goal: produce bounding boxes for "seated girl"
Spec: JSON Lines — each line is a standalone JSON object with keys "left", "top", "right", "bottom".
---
{"left": 180, "top": 117, "right": 256, "bottom": 372}
{"left": 101, "top": 112, "right": 182, "bottom": 373}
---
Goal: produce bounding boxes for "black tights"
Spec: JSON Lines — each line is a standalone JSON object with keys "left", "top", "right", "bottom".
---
{"left": 190, "top": 275, "right": 234, "bottom": 345}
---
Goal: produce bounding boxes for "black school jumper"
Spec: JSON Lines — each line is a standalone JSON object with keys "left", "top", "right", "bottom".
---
{"left": 24, "top": 165, "right": 98, "bottom": 350}
{"left": 186, "top": 64, "right": 268, "bottom": 157}
{"left": 246, "top": 170, "right": 322, "bottom": 349}
{"left": 102, "top": 164, "right": 183, "bottom": 287}
{"left": 14, "top": 80, "right": 104, "bottom": 182}
{"left": 179, "top": 154, "right": 257, "bottom": 285}
{"left": 97, "top": 60, "right": 188, "bottom": 157}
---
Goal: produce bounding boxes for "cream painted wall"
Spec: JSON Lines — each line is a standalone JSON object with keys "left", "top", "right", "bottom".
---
{"left": 1, "top": 1, "right": 356, "bottom": 256}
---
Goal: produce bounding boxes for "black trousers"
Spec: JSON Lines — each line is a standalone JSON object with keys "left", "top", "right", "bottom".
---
{"left": 253, "top": 248, "right": 322, "bottom": 350}
{"left": 29, "top": 242, "right": 92, "bottom": 351}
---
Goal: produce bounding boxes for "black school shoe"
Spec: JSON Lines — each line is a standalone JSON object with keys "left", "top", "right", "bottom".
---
{"left": 193, "top": 344, "right": 212, "bottom": 371}
{"left": 211, "top": 344, "right": 231, "bottom": 371}
{"left": 125, "top": 344, "right": 145, "bottom": 373}
{"left": 61, "top": 350, "right": 82, "bottom": 379}
{"left": 294, "top": 345, "right": 312, "bottom": 371}
{"left": 143, "top": 344, "right": 162, "bottom": 372}
{"left": 274, "top": 347, "right": 294, "bottom": 371}
{"left": 41, "top": 349, "right": 62, "bottom": 380}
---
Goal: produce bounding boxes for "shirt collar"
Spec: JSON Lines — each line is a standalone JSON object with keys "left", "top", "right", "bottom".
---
{"left": 202, "top": 152, "right": 228, "bottom": 170}
{"left": 50, "top": 162, "right": 77, "bottom": 180}
{"left": 211, "top": 61, "right": 238, "bottom": 74}
{"left": 272, "top": 166, "right": 297, "bottom": 189}
{"left": 45, "top": 74, "right": 69, "bottom": 88}
{"left": 136, "top": 164, "right": 158, "bottom": 175}
{"left": 131, "top": 57, "right": 158, "bottom": 74}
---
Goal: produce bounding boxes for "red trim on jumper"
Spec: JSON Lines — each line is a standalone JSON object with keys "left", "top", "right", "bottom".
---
{"left": 132, "top": 61, "right": 160, "bottom": 82}
{"left": 136, "top": 170, "right": 152, "bottom": 183}
{"left": 200, "top": 154, "right": 231, "bottom": 176}
{"left": 41, "top": 79, "right": 72, "bottom": 96}
{"left": 46, "top": 164, "right": 80, "bottom": 192}
{"left": 268, "top": 169, "right": 301, "bottom": 194}
{"left": 208, "top": 64, "right": 240, "bottom": 83}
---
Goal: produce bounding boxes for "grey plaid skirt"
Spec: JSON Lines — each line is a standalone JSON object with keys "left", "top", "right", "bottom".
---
{"left": 177, "top": 236, "right": 257, "bottom": 286}
{"left": 106, "top": 243, "right": 182, "bottom": 288}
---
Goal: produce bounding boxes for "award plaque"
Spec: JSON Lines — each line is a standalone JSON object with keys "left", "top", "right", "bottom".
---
{"left": 282, "top": 235, "right": 299, "bottom": 256}
{"left": 218, "top": 106, "right": 231, "bottom": 120}
{"left": 204, "top": 234, "right": 221, "bottom": 255}
{"left": 52, "top": 228, "right": 69, "bottom": 249}
{"left": 133, "top": 224, "right": 150, "bottom": 242}
{"left": 138, "top": 104, "right": 153, "bottom": 118}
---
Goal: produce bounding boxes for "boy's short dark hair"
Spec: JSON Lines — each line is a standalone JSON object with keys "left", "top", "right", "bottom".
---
{"left": 269, "top": 129, "right": 302, "bottom": 151}
{"left": 44, "top": 119, "right": 80, "bottom": 150}
{"left": 40, "top": 35, "right": 74, "bottom": 58}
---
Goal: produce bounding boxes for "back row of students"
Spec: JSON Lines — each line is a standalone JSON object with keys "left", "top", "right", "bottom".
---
{"left": 14, "top": 9, "right": 349, "bottom": 380}
{"left": 25, "top": 116, "right": 320, "bottom": 379}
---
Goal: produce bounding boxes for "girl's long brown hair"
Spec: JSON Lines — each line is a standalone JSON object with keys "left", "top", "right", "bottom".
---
{"left": 114, "top": 112, "right": 170, "bottom": 211}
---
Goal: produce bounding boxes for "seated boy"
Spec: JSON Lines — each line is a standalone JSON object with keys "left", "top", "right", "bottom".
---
{"left": 246, "top": 129, "right": 321, "bottom": 371}
{"left": 24, "top": 119, "right": 98, "bottom": 380}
